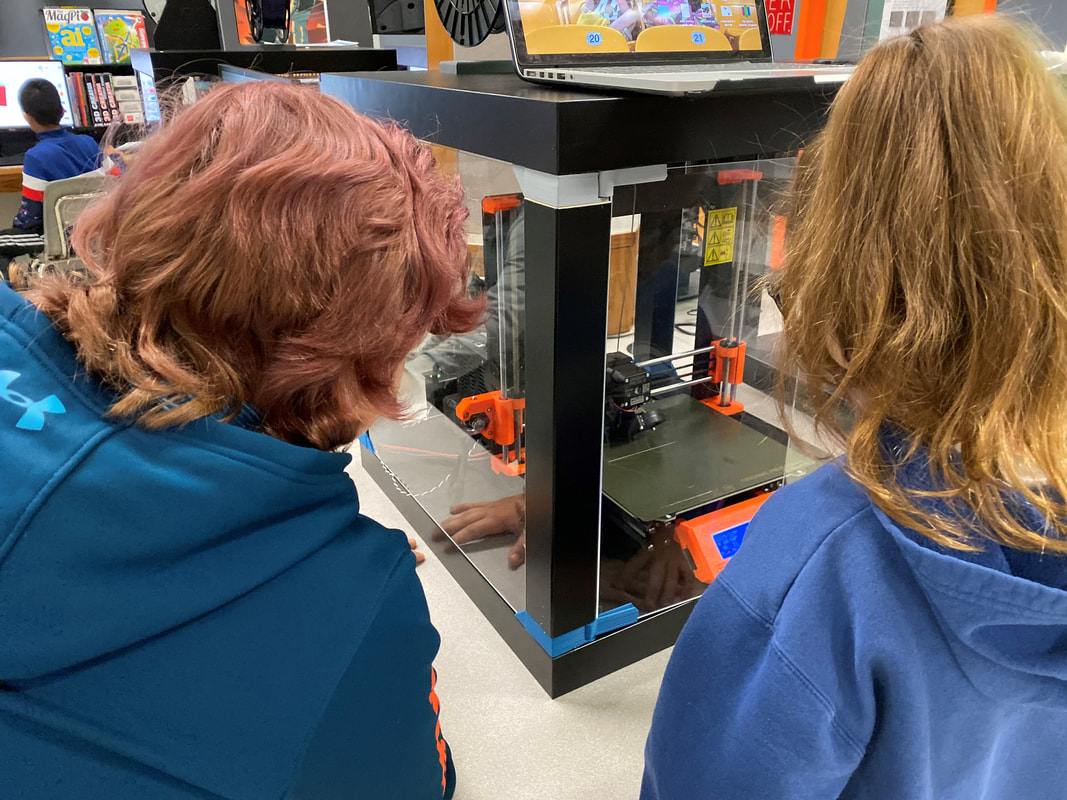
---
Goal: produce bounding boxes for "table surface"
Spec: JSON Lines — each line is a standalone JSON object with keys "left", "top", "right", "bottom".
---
{"left": 137, "top": 48, "right": 398, "bottom": 82}
{"left": 0, "top": 165, "right": 22, "bottom": 195}
{"left": 321, "top": 71, "right": 838, "bottom": 175}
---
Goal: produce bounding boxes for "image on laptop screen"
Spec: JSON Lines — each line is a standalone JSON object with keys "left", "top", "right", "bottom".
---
{"left": 0, "top": 61, "right": 75, "bottom": 129}
{"left": 516, "top": 0, "right": 764, "bottom": 56}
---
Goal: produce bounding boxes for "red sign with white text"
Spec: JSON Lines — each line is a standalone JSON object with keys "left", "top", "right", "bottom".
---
{"left": 766, "top": 0, "right": 795, "bottom": 35}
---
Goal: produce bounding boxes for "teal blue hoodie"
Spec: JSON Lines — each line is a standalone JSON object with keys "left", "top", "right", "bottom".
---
{"left": 0, "top": 284, "right": 454, "bottom": 799}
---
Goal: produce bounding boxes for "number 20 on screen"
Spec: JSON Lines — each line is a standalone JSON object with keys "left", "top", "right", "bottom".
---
{"left": 586, "top": 31, "right": 603, "bottom": 46}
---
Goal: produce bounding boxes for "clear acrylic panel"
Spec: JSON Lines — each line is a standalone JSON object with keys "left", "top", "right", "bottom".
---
{"left": 366, "top": 148, "right": 527, "bottom": 611}
{"left": 365, "top": 149, "right": 832, "bottom": 624}
{"left": 599, "top": 158, "right": 826, "bottom": 619}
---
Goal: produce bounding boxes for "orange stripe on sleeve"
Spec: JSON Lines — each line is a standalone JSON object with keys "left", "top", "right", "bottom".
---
{"left": 429, "top": 668, "right": 448, "bottom": 795}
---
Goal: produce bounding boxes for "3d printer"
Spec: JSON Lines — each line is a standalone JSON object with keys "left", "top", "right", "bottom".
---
{"left": 322, "top": 28, "right": 835, "bottom": 699}
{"left": 596, "top": 165, "right": 798, "bottom": 590}
{"left": 397, "top": 158, "right": 808, "bottom": 614}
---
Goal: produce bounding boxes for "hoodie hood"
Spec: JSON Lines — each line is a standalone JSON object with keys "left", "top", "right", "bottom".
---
{"left": 0, "top": 284, "right": 358, "bottom": 681}
{"left": 0, "top": 284, "right": 449, "bottom": 800}
{"left": 868, "top": 442, "right": 1067, "bottom": 708}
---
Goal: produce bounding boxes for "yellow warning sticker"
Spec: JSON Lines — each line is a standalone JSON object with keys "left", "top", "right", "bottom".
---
{"left": 704, "top": 206, "right": 737, "bottom": 266}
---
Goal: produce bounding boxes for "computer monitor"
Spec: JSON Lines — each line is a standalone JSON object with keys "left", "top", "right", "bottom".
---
{"left": 129, "top": 48, "right": 163, "bottom": 125}
{"left": 0, "top": 60, "right": 75, "bottom": 130}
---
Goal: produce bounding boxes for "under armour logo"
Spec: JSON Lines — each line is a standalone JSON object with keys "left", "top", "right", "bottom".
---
{"left": 0, "top": 370, "right": 66, "bottom": 431}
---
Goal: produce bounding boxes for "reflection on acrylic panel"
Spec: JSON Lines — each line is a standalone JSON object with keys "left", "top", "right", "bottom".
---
{"left": 235, "top": 0, "right": 330, "bottom": 43}
{"left": 378, "top": 152, "right": 528, "bottom": 610}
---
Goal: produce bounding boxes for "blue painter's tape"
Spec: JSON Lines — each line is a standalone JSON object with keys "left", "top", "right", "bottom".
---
{"left": 712, "top": 522, "right": 748, "bottom": 560}
{"left": 516, "top": 603, "right": 640, "bottom": 657}
{"left": 358, "top": 432, "right": 376, "bottom": 454}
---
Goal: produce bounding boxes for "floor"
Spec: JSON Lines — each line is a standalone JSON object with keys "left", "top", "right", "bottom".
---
{"left": 345, "top": 457, "right": 671, "bottom": 800}
{"left": 0, "top": 192, "right": 20, "bottom": 225}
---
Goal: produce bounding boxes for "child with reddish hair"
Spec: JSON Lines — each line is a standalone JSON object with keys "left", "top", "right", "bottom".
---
{"left": 0, "top": 81, "right": 481, "bottom": 799}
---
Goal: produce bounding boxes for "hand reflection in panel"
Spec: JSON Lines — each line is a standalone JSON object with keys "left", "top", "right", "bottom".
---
{"left": 441, "top": 496, "right": 704, "bottom": 614}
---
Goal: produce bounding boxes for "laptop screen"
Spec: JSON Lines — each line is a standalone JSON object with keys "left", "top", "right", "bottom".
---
{"left": 507, "top": 0, "right": 771, "bottom": 66}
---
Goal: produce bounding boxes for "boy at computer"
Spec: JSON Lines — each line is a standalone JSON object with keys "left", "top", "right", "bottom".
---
{"left": 0, "top": 78, "right": 99, "bottom": 277}
{"left": 8, "top": 78, "right": 99, "bottom": 233}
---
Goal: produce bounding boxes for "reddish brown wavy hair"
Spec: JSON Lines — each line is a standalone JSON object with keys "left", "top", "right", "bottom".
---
{"left": 774, "top": 16, "right": 1067, "bottom": 554}
{"left": 28, "top": 81, "right": 483, "bottom": 450}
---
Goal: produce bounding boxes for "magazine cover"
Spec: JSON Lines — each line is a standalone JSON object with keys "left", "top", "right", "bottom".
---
{"left": 94, "top": 10, "right": 150, "bottom": 64}
{"left": 91, "top": 74, "right": 112, "bottom": 124}
{"left": 42, "top": 7, "right": 104, "bottom": 64}
{"left": 82, "top": 72, "right": 103, "bottom": 126}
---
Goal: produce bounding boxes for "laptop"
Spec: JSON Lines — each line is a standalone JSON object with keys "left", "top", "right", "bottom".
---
{"left": 503, "top": 0, "right": 854, "bottom": 95}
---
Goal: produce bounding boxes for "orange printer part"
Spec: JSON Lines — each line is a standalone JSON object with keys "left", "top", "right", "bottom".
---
{"left": 675, "top": 492, "right": 774, "bottom": 584}
{"left": 702, "top": 338, "right": 747, "bottom": 416}
{"left": 717, "top": 169, "right": 764, "bottom": 185}
{"left": 455, "top": 391, "right": 526, "bottom": 476}
{"left": 491, "top": 448, "right": 526, "bottom": 477}
{"left": 770, "top": 215, "right": 787, "bottom": 272}
{"left": 482, "top": 194, "right": 523, "bottom": 214}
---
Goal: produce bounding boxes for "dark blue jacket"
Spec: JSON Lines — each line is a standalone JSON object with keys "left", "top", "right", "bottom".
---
{"left": 13, "top": 129, "right": 100, "bottom": 231}
{"left": 0, "top": 284, "right": 453, "bottom": 799}
{"left": 643, "top": 460, "right": 1067, "bottom": 800}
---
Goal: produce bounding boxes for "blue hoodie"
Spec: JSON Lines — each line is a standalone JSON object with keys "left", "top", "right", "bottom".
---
{"left": 13, "top": 129, "right": 100, "bottom": 232}
{"left": 0, "top": 284, "right": 454, "bottom": 800}
{"left": 643, "top": 458, "right": 1067, "bottom": 800}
